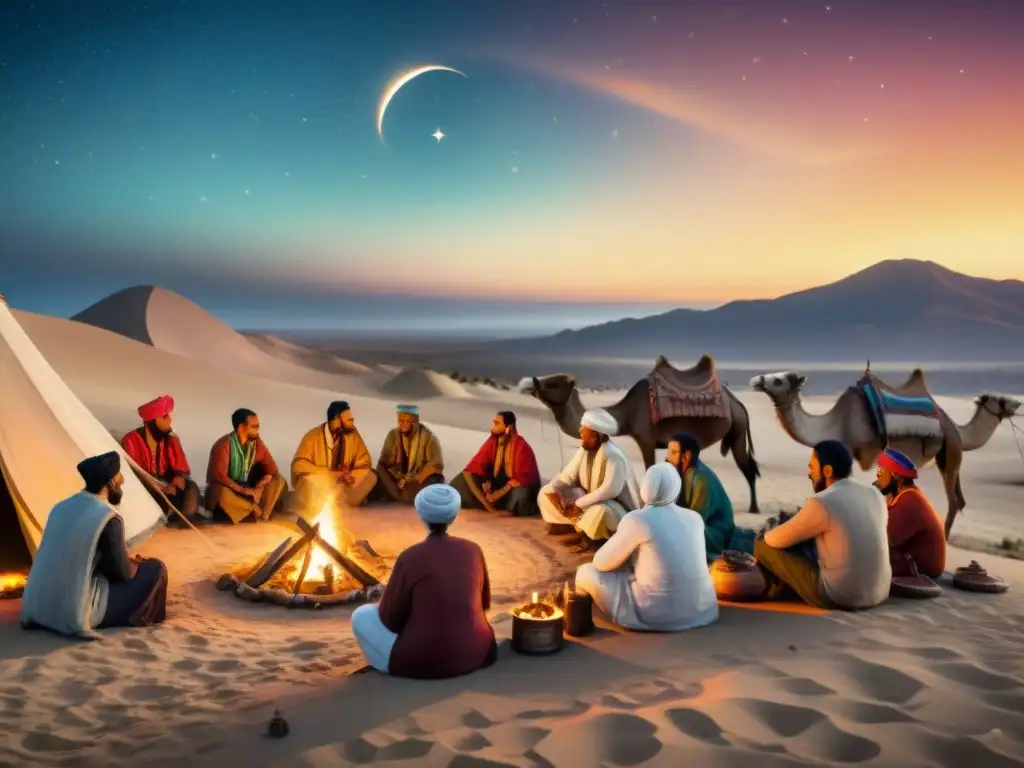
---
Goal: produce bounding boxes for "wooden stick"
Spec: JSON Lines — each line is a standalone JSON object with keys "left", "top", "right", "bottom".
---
{"left": 247, "top": 525, "right": 319, "bottom": 588}
{"left": 293, "top": 539, "right": 315, "bottom": 595}
{"left": 244, "top": 536, "right": 294, "bottom": 588}
{"left": 295, "top": 518, "right": 379, "bottom": 587}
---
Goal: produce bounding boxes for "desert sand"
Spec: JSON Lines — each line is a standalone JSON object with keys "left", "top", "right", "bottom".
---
{"left": 1, "top": 296, "right": 1023, "bottom": 767}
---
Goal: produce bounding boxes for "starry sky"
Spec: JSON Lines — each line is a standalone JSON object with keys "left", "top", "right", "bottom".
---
{"left": 2, "top": 0, "right": 1022, "bottom": 333}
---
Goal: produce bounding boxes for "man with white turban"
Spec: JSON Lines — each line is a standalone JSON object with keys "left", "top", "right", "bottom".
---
{"left": 538, "top": 408, "right": 640, "bottom": 553}
{"left": 574, "top": 463, "right": 718, "bottom": 631}
{"left": 351, "top": 484, "right": 497, "bottom": 679}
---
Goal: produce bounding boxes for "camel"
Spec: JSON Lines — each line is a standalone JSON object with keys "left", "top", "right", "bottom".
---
{"left": 519, "top": 361, "right": 762, "bottom": 514}
{"left": 749, "top": 369, "right": 1021, "bottom": 538}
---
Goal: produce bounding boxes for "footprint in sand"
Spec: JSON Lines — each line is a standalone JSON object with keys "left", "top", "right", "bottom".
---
{"left": 208, "top": 659, "right": 244, "bottom": 673}
{"left": 928, "top": 662, "right": 1020, "bottom": 692}
{"left": 776, "top": 676, "right": 834, "bottom": 697}
{"left": 665, "top": 707, "right": 730, "bottom": 746}
{"left": 516, "top": 700, "right": 590, "bottom": 720}
{"left": 831, "top": 655, "right": 925, "bottom": 705}
{"left": 452, "top": 732, "right": 492, "bottom": 752}
{"left": 289, "top": 640, "right": 328, "bottom": 654}
{"left": 831, "top": 700, "right": 916, "bottom": 725}
{"left": 122, "top": 684, "right": 180, "bottom": 702}
{"left": 373, "top": 738, "right": 434, "bottom": 762}
{"left": 171, "top": 659, "right": 202, "bottom": 672}
{"left": 735, "top": 699, "right": 827, "bottom": 738}
{"left": 462, "top": 709, "right": 495, "bottom": 729}
{"left": 21, "top": 730, "right": 95, "bottom": 753}
{"left": 794, "top": 719, "right": 882, "bottom": 763}
{"left": 184, "top": 634, "right": 210, "bottom": 648}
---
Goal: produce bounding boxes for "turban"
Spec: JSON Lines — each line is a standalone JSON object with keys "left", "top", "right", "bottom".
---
{"left": 878, "top": 448, "right": 917, "bottom": 479}
{"left": 77, "top": 451, "right": 121, "bottom": 487}
{"left": 138, "top": 395, "right": 174, "bottom": 422}
{"left": 641, "top": 463, "right": 682, "bottom": 507}
{"left": 581, "top": 408, "right": 618, "bottom": 436}
{"left": 397, "top": 404, "right": 419, "bottom": 416}
{"left": 415, "top": 484, "right": 461, "bottom": 525}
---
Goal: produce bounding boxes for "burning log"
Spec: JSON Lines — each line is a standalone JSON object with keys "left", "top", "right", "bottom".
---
{"left": 292, "top": 538, "right": 316, "bottom": 595}
{"left": 245, "top": 536, "right": 296, "bottom": 588}
{"left": 295, "top": 517, "right": 378, "bottom": 588}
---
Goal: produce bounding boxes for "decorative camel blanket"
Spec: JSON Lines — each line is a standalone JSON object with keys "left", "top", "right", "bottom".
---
{"left": 647, "top": 356, "right": 729, "bottom": 422}
{"left": 856, "top": 378, "right": 943, "bottom": 441}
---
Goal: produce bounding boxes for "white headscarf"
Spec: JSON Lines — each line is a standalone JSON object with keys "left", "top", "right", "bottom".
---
{"left": 415, "top": 483, "right": 461, "bottom": 525}
{"left": 580, "top": 408, "right": 618, "bottom": 435}
{"left": 640, "top": 463, "right": 681, "bottom": 507}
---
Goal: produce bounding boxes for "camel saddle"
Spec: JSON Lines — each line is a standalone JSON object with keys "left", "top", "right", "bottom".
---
{"left": 855, "top": 366, "right": 942, "bottom": 442}
{"left": 647, "top": 355, "right": 729, "bottom": 422}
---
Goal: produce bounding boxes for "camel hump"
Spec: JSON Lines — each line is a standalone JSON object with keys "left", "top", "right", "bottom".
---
{"left": 861, "top": 368, "right": 933, "bottom": 399}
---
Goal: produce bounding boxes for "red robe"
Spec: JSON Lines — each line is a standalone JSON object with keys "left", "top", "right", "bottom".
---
{"left": 378, "top": 533, "right": 497, "bottom": 679}
{"left": 888, "top": 487, "right": 946, "bottom": 578}
{"left": 464, "top": 433, "right": 540, "bottom": 487}
{"left": 121, "top": 428, "right": 191, "bottom": 481}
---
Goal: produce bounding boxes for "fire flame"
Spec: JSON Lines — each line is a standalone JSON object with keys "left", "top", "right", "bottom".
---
{"left": 0, "top": 572, "right": 27, "bottom": 592}
{"left": 306, "top": 498, "right": 344, "bottom": 578}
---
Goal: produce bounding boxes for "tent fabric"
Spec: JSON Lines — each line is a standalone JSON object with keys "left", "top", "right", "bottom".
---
{"left": 0, "top": 302, "right": 163, "bottom": 560}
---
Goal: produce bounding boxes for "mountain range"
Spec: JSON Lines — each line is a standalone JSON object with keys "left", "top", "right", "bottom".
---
{"left": 503, "top": 259, "right": 1024, "bottom": 362}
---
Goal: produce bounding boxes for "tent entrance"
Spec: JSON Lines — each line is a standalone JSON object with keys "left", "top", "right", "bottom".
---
{"left": 0, "top": 465, "right": 33, "bottom": 573}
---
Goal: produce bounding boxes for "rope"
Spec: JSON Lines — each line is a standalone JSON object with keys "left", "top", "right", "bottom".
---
{"left": 1009, "top": 416, "right": 1024, "bottom": 473}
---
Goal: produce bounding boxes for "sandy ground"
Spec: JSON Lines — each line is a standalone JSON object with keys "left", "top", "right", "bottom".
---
{"left": 1, "top": 297, "right": 1023, "bottom": 766}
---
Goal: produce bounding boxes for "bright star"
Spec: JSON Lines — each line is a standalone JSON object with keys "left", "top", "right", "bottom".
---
{"left": 432, "top": 127, "right": 445, "bottom": 142}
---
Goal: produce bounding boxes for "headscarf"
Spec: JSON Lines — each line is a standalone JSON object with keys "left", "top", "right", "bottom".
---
{"left": 415, "top": 483, "right": 461, "bottom": 525}
{"left": 640, "top": 463, "right": 682, "bottom": 507}
{"left": 397, "top": 404, "right": 419, "bottom": 417}
{"left": 878, "top": 447, "right": 917, "bottom": 479}
{"left": 138, "top": 395, "right": 174, "bottom": 421}
{"left": 77, "top": 451, "right": 120, "bottom": 488}
{"left": 580, "top": 408, "right": 618, "bottom": 435}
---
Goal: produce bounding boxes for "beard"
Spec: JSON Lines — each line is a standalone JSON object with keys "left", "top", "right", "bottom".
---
{"left": 147, "top": 421, "right": 171, "bottom": 440}
{"left": 811, "top": 476, "right": 828, "bottom": 494}
{"left": 873, "top": 478, "right": 898, "bottom": 496}
{"left": 108, "top": 487, "right": 124, "bottom": 506}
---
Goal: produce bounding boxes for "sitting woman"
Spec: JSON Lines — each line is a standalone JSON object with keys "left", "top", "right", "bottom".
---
{"left": 574, "top": 463, "right": 718, "bottom": 631}
{"left": 352, "top": 484, "right": 497, "bottom": 678}
{"left": 20, "top": 451, "right": 169, "bottom": 639}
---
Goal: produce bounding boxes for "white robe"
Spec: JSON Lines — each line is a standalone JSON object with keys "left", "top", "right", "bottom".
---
{"left": 538, "top": 440, "right": 639, "bottom": 540}
{"left": 575, "top": 503, "right": 718, "bottom": 631}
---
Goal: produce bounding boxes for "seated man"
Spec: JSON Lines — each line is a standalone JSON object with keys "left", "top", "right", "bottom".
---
{"left": 754, "top": 440, "right": 891, "bottom": 611}
{"left": 291, "top": 400, "right": 378, "bottom": 516}
{"left": 538, "top": 409, "right": 640, "bottom": 553}
{"left": 874, "top": 447, "right": 946, "bottom": 579}
{"left": 575, "top": 463, "right": 718, "bottom": 631}
{"left": 205, "top": 408, "right": 287, "bottom": 523}
{"left": 351, "top": 484, "right": 497, "bottom": 678}
{"left": 20, "top": 452, "right": 169, "bottom": 638}
{"left": 120, "top": 395, "right": 200, "bottom": 527}
{"left": 450, "top": 410, "right": 541, "bottom": 516}
{"left": 666, "top": 433, "right": 755, "bottom": 560}
{"left": 375, "top": 404, "right": 444, "bottom": 504}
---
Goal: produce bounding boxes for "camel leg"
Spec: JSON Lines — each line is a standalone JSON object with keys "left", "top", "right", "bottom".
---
{"left": 637, "top": 440, "right": 657, "bottom": 469}
{"left": 936, "top": 439, "right": 966, "bottom": 540}
{"left": 725, "top": 425, "right": 760, "bottom": 515}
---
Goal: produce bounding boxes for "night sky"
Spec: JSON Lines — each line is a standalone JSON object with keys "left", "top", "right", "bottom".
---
{"left": 2, "top": 0, "right": 1022, "bottom": 333}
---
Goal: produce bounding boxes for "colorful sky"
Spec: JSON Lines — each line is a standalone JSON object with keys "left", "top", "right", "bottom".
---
{"left": 1, "top": 0, "right": 1022, "bottom": 331}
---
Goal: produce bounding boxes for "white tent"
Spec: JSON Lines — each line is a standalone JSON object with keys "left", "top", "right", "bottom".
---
{"left": 0, "top": 300, "right": 163, "bottom": 568}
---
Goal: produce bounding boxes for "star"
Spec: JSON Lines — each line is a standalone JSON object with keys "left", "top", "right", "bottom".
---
{"left": 511, "top": 166, "right": 519, "bottom": 173}
{"left": 611, "top": 128, "right": 619, "bottom": 138}
{"left": 432, "top": 126, "right": 445, "bottom": 142}
{"left": 210, "top": 152, "right": 218, "bottom": 159}
{"left": 244, "top": 189, "right": 250, "bottom": 196}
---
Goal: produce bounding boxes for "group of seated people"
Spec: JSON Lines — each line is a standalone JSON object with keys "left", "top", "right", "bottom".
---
{"left": 120, "top": 395, "right": 543, "bottom": 528}
{"left": 20, "top": 397, "right": 948, "bottom": 676}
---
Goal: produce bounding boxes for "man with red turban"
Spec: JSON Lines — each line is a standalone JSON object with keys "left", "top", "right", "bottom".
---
{"left": 874, "top": 447, "right": 946, "bottom": 579}
{"left": 121, "top": 395, "right": 200, "bottom": 526}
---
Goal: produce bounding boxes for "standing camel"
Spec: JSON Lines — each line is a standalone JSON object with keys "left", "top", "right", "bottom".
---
{"left": 519, "top": 368, "right": 762, "bottom": 514}
{"left": 749, "top": 371, "right": 1020, "bottom": 538}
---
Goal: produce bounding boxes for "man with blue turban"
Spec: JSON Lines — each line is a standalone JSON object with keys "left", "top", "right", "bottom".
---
{"left": 351, "top": 484, "right": 497, "bottom": 678}
{"left": 374, "top": 404, "right": 445, "bottom": 504}
{"left": 874, "top": 447, "right": 945, "bottom": 579}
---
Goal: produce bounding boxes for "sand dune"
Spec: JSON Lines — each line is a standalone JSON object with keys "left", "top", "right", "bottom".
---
{"left": 245, "top": 333, "right": 374, "bottom": 376}
{"left": 2, "top": 304, "right": 1024, "bottom": 766}
{"left": 380, "top": 366, "right": 473, "bottom": 399}
{"left": 70, "top": 286, "right": 374, "bottom": 392}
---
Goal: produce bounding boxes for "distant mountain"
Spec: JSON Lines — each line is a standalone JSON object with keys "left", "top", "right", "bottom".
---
{"left": 503, "top": 260, "right": 1024, "bottom": 361}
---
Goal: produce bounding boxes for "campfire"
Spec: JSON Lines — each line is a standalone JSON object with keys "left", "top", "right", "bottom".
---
{"left": 0, "top": 571, "right": 27, "bottom": 600}
{"left": 217, "top": 500, "right": 388, "bottom": 609}
{"left": 511, "top": 589, "right": 566, "bottom": 655}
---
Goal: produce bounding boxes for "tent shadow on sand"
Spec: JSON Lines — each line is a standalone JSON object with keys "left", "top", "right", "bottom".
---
{"left": 202, "top": 606, "right": 842, "bottom": 766}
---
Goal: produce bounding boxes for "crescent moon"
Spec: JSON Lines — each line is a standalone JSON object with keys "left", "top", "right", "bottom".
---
{"left": 376, "top": 64, "right": 467, "bottom": 145}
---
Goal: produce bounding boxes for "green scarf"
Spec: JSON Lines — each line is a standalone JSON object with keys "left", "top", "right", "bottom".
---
{"left": 228, "top": 434, "right": 257, "bottom": 484}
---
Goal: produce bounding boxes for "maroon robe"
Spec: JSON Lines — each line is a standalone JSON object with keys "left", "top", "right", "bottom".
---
{"left": 377, "top": 533, "right": 497, "bottom": 679}
{"left": 464, "top": 432, "right": 540, "bottom": 487}
{"left": 888, "top": 487, "right": 946, "bottom": 579}
{"left": 121, "top": 428, "right": 191, "bottom": 482}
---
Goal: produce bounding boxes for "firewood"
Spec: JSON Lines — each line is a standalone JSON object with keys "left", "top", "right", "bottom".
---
{"left": 264, "top": 588, "right": 297, "bottom": 607}
{"left": 292, "top": 539, "right": 315, "bottom": 595}
{"left": 248, "top": 525, "right": 319, "bottom": 588}
{"left": 235, "top": 582, "right": 264, "bottom": 602}
{"left": 295, "top": 517, "right": 378, "bottom": 587}
{"left": 215, "top": 573, "right": 239, "bottom": 591}
{"left": 245, "top": 536, "right": 295, "bottom": 588}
